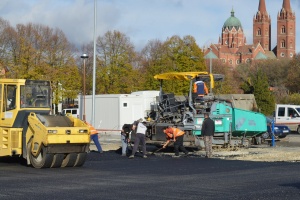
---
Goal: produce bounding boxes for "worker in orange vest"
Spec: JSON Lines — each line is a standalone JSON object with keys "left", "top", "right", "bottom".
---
{"left": 162, "top": 127, "right": 189, "bottom": 157}
{"left": 193, "top": 80, "right": 208, "bottom": 97}
{"left": 86, "top": 122, "right": 103, "bottom": 153}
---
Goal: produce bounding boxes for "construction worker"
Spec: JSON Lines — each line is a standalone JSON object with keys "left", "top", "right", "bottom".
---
{"left": 193, "top": 80, "right": 208, "bottom": 97}
{"left": 86, "top": 122, "right": 103, "bottom": 154}
{"left": 121, "top": 123, "right": 132, "bottom": 156}
{"left": 201, "top": 113, "right": 215, "bottom": 158}
{"left": 162, "top": 127, "right": 189, "bottom": 157}
{"left": 129, "top": 118, "right": 147, "bottom": 159}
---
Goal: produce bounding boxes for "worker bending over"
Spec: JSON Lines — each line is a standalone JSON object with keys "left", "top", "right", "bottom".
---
{"left": 163, "top": 127, "right": 189, "bottom": 157}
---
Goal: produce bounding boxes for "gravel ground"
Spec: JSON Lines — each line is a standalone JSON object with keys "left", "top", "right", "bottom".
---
{"left": 93, "top": 132, "right": 300, "bottom": 162}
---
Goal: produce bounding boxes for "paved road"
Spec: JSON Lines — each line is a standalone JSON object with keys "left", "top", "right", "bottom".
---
{"left": 1, "top": 149, "right": 300, "bottom": 200}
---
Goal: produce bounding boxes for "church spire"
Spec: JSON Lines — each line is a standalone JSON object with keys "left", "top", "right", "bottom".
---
{"left": 253, "top": 0, "right": 271, "bottom": 51}
{"left": 277, "top": 0, "right": 295, "bottom": 59}
{"left": 258, "top": 0, "right": 267, "bottom": 13}
{"left": 282, "top": 0, "right": 291, "bottom": 11}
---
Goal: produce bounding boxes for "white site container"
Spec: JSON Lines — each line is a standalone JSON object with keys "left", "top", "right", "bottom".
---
{"left": 78, "top": 91, "right": 159, "bottom": 133}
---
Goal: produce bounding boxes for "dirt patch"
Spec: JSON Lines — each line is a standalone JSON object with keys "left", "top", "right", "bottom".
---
{"left": 95, "top": 133, "right": 300, "bottom": 162}
{"left": 212, "top": 146, "right": 300, "bottom": 162}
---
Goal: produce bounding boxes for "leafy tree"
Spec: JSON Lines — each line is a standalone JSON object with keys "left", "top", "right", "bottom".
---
{"left": 281, "top": 93, "right": 300, "bottom": 105}
{"left": 2, "top": 22, "right": 81, "bottom": 103}
{"left": 212, "top": 61, "right": 243, "bottom": 94}
{"left": 0, "top": 18, "right": 12, "bottom": 65}
{"left": 251, "top": 69, "right": 275, "bottom": 115}
{"left": 257, "top": 59, "right": 290, "bottom": 88}
{"left": 96, "top": 30, "right": 140, "bottom": 94}
{"left": 164, "top": 35, "right": 205, "bottom": 72}
{"left": 150, "top": 35, "right": 206, "bottom": 95}
{"left": 138, "top": 39, "right": 168, "bottom": 91}
{"left": 286, "top": 54, "right": 300, "bottom": 93}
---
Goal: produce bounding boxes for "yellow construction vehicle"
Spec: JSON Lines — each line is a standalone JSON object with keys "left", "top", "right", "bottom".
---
{"left": 0, "top": 79, "right": 90, "bottom": 168}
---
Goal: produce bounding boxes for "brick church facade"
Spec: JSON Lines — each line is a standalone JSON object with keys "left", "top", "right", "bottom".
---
{"left": 204, "top": 0, "right": 296, "bottom": 68}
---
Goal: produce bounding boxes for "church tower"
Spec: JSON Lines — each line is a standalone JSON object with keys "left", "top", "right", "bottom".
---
{"left": 277, "top": 0, "right": 296, "bottom": 59}
{"left": 253, "top": 0, "right": 271, "bottom": 51}
{"left": 221, "top": 8, "right": 245, "bottom": 50}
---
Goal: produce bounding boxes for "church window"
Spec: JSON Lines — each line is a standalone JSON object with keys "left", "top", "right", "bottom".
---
{"left": 281, "top": 52, "right": 285, "bottom": 57}
{"left": 281, "top": 40, "right": 286, "bottom": 48}
{"left": 221, "top": 59, "right": 226, "bottom": 63}
{"left": 290, "top": 53, "right": 293, "bottom": 57}
{"left": 290, "top": 40, "right": 293, "bottom": 48}
{"left": 246, "top": 59, "right": 251, "bottom": 64}
{"left": 281, "top": 26, "right": 286, "bottom": 34}
{"left": 257, "top": 28, "right": 261, "bottom": 36}
{"left": 229, "top": 59, "right": 233, "bottom": 65}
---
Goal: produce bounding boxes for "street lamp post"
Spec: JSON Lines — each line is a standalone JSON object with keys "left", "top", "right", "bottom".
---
{"left": 208, "top": 48, "right": 212, "bottom": 93}
{"left": 81, "top": 53, "right": 89, "bottom": 121}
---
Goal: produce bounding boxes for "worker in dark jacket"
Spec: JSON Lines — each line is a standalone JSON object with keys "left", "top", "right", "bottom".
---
{"left": 121, "top": 123, "right": 132, "bottom": 156}
{"left": 201, "top": 113, "right": 215, "bottom": 158}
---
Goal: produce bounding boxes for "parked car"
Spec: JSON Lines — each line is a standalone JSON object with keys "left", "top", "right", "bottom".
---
{"left": 261, "top": 117, "right": 290, "bottom": 139}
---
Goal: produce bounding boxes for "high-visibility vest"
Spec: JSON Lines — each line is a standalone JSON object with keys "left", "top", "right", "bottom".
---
{"left": 86, "top": 122, "right": 98, "bottom": 135}
{"left": 193, "top": 81, "right": 208, "bottom": 96}
{"left": 164, "top": 127, "right": 185, "bottom": 139}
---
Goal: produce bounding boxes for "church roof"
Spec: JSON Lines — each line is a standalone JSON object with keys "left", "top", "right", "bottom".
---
{"left": 255, "top": 52, "right": 268, "bottom": 59}
{"left": 264, "top": 51, "right": 277, "bottom": 59}
{"left": 254, "top": 51, "right": 276, "bottom": 60}
{"left": 223, "top": 8, "right": 243, "bottom": 31}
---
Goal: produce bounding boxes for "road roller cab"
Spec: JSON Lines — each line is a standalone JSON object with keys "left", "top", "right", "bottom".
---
{"left": 0, "top": 79, "right": 90, "bottom": 168}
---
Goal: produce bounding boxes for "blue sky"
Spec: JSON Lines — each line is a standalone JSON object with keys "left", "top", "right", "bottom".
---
{"left": 0, "top": 0, "right": 299, "bottom": 52}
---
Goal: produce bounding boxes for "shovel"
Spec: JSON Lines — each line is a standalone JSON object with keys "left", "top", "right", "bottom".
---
{"left": 151, "top": 147, "right": 165, "bottom": 155}
{"left": 151, "top": 141, "right": 174, "bottom": 155}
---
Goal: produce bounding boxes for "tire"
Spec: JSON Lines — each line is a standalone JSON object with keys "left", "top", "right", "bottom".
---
{"left": 28, "top": 142, "right": 54, "bottom": 169}
{"left": 297, "top": 127, "right": 300, "bottom": 134}
{"left": 74, "top": 153, "right": 87, "bottom": 167}
{"left": 61, "top": 153, "right": 77, "bottom": 167}
{"left": 51, "top": 154, "right": 64, "bottom": 168}
{"left": 261, "top": 132, "right": 270, "bottom": 139}
{"left": 255, "top": 136, "right": 262, "bottom": 145}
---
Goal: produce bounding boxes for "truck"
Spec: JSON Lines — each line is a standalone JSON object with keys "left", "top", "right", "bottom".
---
{"left": 274, "top": 104, "right": 300, "bottom": 133}
{"left": 137, "top": 72, "right": 267, "bottom": 149}
{"left": 0, "top": 79, "right": 91, "bottom": 168}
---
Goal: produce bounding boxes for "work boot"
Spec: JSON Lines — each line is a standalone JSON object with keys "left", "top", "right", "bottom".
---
{"left": 121, "top": 154, "right": 126, "bottom": 157}
{"left": 128, "top": 155, "right": 134, "bottom": 159}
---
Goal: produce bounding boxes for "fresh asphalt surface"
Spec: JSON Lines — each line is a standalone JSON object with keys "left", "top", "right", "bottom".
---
{"left": 1, "top": 144, "right": 300, "bottom": 200}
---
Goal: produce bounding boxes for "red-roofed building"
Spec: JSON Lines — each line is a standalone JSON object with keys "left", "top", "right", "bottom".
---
{"left": 204, "top": 0, "right": 295, "bottom": 68}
